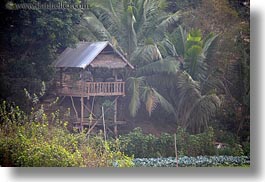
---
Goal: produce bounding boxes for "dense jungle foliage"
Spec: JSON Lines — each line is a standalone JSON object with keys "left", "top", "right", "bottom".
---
{"left": 0, "top": 0, "right": 250, "bottom": 167}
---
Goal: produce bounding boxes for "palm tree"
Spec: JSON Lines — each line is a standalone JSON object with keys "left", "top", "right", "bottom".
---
{"left": 80, "top": 0, "right": 181, "bottom": 117}
{"left": 173, "top": 72, "right": 221, "bottom": 133}
{"left": 79, "top": 0, "right": 221, "bottom": 133}
{"left": 162, "top": 26, "right": 227, "bottom": 94}
{"left": 81, "top": 0, "right": 181, "bottom": 58}
{"left": 156, "top": 26, "right": 222, "bottom": 133}
{"left": 161, "top": 26, "right": 219, "bottom": 81}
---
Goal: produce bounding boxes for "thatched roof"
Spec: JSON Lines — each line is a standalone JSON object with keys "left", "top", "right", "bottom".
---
{"left": 53, "top": 41, "right": 134, "bottom": 69}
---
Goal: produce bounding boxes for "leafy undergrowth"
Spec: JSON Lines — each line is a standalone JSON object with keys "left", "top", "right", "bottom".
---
{"left": 0, "top": 99, "right": 249, "bottom": 168}
{"left": 0, "top": 101, "right": 133, "bottom": 167}
{"left": 133, "top": 156, "right": 250, "bottom": 167}
{"left": 118, "top": 127, "right": 246, "bottom": 158}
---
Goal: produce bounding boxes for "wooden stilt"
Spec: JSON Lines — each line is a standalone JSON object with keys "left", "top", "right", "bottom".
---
{"left": 58, "top": 95, "right": 66, "bottom": 105}
{"left": 86, "top": 119, "right": 99, "bottom": 136}
{"left": 88, "top": 96, "right": 95, "bottom": 131}
{"left": 59, "top": 68, "right": 63, "bottom": 87}
{"left": 174, "top": 134, "right": 178, "bottom": 167}
{"left": 80, "top": 96, "right": 84, "bottom": 132}
{"left": 80, "top": 79, "right": 84, "bottom": 132}
{"left": 113, "top": 70, "right": 118, "bottom": 138}
{"left": 102, "top": 106, "right": 107, "bottom": 142}
{"left": 83, "top": 99, "right": 96, "bottom": 118}
{"left": 114, "top": 97, "right": 118, "bottom": 138}
{"left": 70, "top": 96, "right": 79, "bottom": 123}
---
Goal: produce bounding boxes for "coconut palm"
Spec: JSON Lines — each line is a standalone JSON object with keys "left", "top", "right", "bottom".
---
{"left": 173, "top": 72, "right": 221, "bottom": 133}
{"left": 161, "top": 26, "right": 219, "bottom": 82}
{"left": 81, "top": 0, "right": 181, "bottom": 56}
{"left": 160, "top": 26, "right": 226, "bottom": 96}
{"left": 156, "top": 26, "right": 222, "bottom": 133}
{"left": 79, "top": 0, "right": 221, "bottom": 133}
{"left": 80, "top": 0, "right": 181, "bottom": 116}
{"left": 135, "top": 67, "right": 221, "bottom": 133}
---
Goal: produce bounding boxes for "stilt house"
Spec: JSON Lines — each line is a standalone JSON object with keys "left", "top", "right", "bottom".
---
{"left": 53, "top": 41, "right": 134, "bottom": 136}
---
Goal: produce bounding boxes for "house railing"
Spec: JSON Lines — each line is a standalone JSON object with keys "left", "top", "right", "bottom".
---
{"left": 86, "top": 82, "right": 125, "bottom": 96}
{"left": 57, "top": 81, "right": 125, "bottom": 97}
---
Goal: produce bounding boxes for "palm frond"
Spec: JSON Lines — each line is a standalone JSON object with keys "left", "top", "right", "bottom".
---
{"left": 124, "top": 7, "right": 138, "bottom": 56}
{"left": 141, "top": 86, "right": 159, "bottom": 116}
{"left": 174, "top": 72, "right": 201, "bottom": 122}
{"left": 152, "top": 88, "right": 177, "bottom": 117}
{"left": 127, "top": 77, "right": 144, "bottom": 117}
{"left": 140, "top": 85, "right": 176, "bottom": 117}
{"left": 90, "top": 5, "right": 122, "bottom": 42}
{"left": 74, "top": 25, "right": 98, "bottom": 42}
{"left": 171, "top": 72, "right": 221, "bottom": 133}
{"left": 130, "top": 43, "right": 162, "bottom": 67}
{"left": 136, "top": 0, "right": 164, "bottom": 42}
{"left": 185, "top": 94, "right": 221, "bottom": 133}
{"left": 133, "top": 0, "right": 146, "bottom": 34}
{"left": 158, "top": 38, "right": 178, "bottom": 57}
{"left": 144, "top": 73, "right": 177, "bottom": 90}
{"left": 89, "top": 1, "right": 136, "bottom": 55}
{"left": 178, "top": 25, "right": 187, "bottom": 56}
{"left": 83, "top": 14, "right": 112, "bottom": 41}
{"left": 200, "top": 69, "right": 226, "bottom": 94}
{"left": 202, "top": 33, "right": 219, "bottom": 58}
{"left": 136, "top": 59, "right": 179, "bottom": 76}
{"left": 154, "top": 12, "right": 181, "bottom": 41}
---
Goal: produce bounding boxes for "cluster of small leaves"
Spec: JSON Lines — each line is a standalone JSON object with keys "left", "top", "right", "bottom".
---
{"left": 175, "top": 126, "right": 216, "bottom": 156}
{"left": 118, "top": 127, "right": 214, "bottom": 158}
{"left": 118, "top": 127, "right": 174, "bottom": 158}
{"left": 0, "top": 120, "right": 80, "bottom": 167}
{"left": 0, "top": 101, "right": 133, "bottom": 167}
{"left": 118, "top": 127, "right": 244, "bottom": 158}
{"left": 133, "top": 156, "right": 250, "bottom": 167}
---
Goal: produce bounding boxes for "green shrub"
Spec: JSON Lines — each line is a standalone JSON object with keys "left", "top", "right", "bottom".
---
{"left": 242, "top": 141, "right": 250, "bottom": 156}
{"left": 214, "top": 130, "right": 240, "bottom": 145}
{"left": 214, "top": 129, "right": 245, "bottom": 156}
{"left": 176, "top": 127, "right": 216, "bottom": 156}
{"left": 117, "top": 128, "right": 159, "bottom": 158}
{"left": 118, "top": 126, "right": 246, "bottom": 158}
{"left": 156, "top": 133, "right": 175, "bottom": 157}
{"left": 0, "top": 101, "right": 133, "bottom": 167}
{"left": 13, "top": 141, "right": 82, "bottom": 167}
{"left": 0, "top": 120, "right": 135, "bottom": 167}
{"left": 216, "top": 144, "right": 244, "bottom": 156}
{"left": 118, "top": 127, "right": 216, "bottom": 158}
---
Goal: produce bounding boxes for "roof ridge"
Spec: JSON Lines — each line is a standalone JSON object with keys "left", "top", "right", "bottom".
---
{"left": 54, "top": 41, "right": 134, "bottom": 69}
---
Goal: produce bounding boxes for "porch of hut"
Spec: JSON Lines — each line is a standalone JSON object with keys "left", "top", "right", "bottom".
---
{"left": 53, "top": 41, "right": 134, "bottom": 137}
